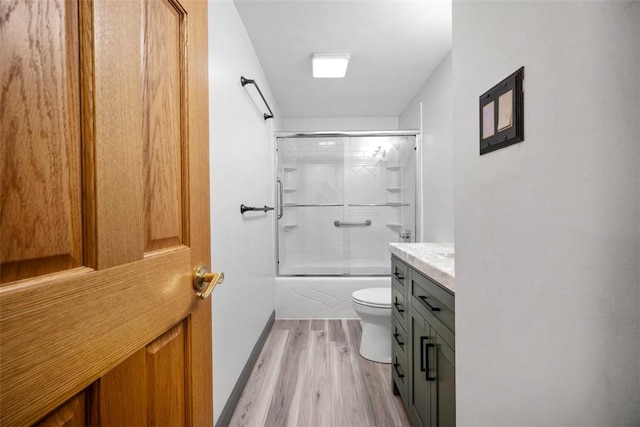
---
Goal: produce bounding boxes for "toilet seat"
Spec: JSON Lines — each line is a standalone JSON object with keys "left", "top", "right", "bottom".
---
{"left": 352, "top": 288, "right": 391, "bottom": 309}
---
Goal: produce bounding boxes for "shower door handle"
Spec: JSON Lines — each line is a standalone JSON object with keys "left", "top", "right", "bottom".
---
{"left": 277, "top": 178, "right": 283, "bottom": 220}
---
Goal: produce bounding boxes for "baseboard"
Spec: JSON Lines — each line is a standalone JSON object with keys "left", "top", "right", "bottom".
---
{"left": 215, "top": 310, "right": 275, "bottom": 427}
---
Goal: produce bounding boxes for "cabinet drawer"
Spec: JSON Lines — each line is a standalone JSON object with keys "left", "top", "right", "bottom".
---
{"left": 391, "top": 316, "right": 408, "bottom": 401}
{"left": 392, "top": 321, "right": 408, "bottom": 363}
{"left": 391, "top": 256, "right": 408, "bottom": 295}
{"left": 411, "top": 270, "right": 455, "bottom": 335}
{"left": 392, "top": 286, "right": 408, "bottom": 329}
{"left": 392, "top": 353, "right": 408, "bottom": 402}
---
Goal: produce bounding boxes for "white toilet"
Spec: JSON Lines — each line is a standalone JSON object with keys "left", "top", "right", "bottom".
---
{"left": 352, "top": 287, "right": 392, "bottom": 364}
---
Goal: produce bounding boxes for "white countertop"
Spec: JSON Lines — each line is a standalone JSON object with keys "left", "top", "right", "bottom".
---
{"left": 389, "top": 243, "right": 455, "bottom": 293}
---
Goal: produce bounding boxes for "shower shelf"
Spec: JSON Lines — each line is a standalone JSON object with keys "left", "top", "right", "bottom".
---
{"left": 386, "top": 166, "right": 401, "bottom": 171}
{"left": 386, "top": 187, "right": 402, "bottom": 192}
{"left": 283, "top": 224, "right": 298, "bottom": 231}
{"left": 283, "top": 188, "right": 297, "bottom": 192}
{"left": 283, "top": 167, "right": 297, "bottom": 172}
{"left": 386, "top": 223, "right": 403, "bottom": 229}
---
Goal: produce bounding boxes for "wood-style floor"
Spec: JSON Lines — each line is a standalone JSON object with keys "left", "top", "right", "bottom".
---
{"left": 229, "top": 319, "right": 411, "bottom": 427}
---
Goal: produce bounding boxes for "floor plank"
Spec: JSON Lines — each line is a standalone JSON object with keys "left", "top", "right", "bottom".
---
{"left": 329, "top": 340, "right": 369, "bottom": 427}
{"left": 274, "top": 319, "right": 297, "bottom": 330}
{"left": 229, "top": 329, "right": 289, "bottom": 427}
{"left": 263, "top": 321, "right": 310, "bottom": 425}
{"left": 286, "top": 320, "right": 310, "bottom": 351}
{"left": 310, "top": 319, "right": 326, "bottom": 331}
{"left": 292, "top": 330, "right": 331, "bottom": 427}
{"left": 328, "top": 318, "right": 347, "bottom": 342}
{"left": 228, "top": 319, "right": 411, "bottom": 427}
{"left": 345, "top": 319, "right": 386, "bottom": 426}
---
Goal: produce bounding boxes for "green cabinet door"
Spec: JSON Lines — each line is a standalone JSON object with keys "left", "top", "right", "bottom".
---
{"left": 410, "top": 313, "right": 432, "bottom": 427}
{"left": 410, "top": 311, "right": 456, "bottom": 427}
{"left": 434, "top": 332, "right": 455, "bottom": 427}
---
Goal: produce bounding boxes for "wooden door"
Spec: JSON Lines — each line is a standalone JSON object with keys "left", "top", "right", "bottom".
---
{"left": 0, "top": 0, "right": 212, "bottom": 425}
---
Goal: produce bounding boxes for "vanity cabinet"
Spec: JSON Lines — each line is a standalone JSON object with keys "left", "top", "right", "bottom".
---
{"left": 391, "top": 255, "right": 455, "bottom": 427}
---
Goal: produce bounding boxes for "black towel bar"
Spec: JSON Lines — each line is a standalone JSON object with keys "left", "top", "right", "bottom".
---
{"left": 240, "top": 76, "right": 274, "bottom": 120}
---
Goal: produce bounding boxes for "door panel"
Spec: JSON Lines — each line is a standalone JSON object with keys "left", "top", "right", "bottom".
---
{"left": 0, "top": 0, "right": 212, "bottom": 424}
{"left": 142, "top": 0, "right": 187, "bottom": 253}
{"left": 35, "top": 393, "right": 86, "bottom": 427}
{"left": 93, "top": 348, "right": 147, "bottom": 426}
{"left": 146, "top": 322, "right": 187, "bottom": 425}
{"left": 0, "top": 0, "right": 83, "bottom": 283}
{"left": 92, "top": 0, "right": 144, "bottom": 269}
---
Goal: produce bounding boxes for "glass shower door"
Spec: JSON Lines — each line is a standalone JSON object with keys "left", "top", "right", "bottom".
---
{"left": 276, "top": 134, "right": 416, "bottom": 276}
{"left": 277, "top": 137, "right": 346, "bottom": 275}
{"left": 341, "top": 136, "right": 416, "bottom": 275}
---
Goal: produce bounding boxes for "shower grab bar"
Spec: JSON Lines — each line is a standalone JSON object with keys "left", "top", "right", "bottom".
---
{"left": 240, "top": 204, "right": 274, "bottom": 214}
{"left": 284, "top": 203, "right": 344, "bottom": 207}
{"left": 277, "top": 178, "right": 283, "bottom": 219}
{"left": 348, "top": 203, "right": 410, "bottom": 207}
{"left": 334, "top": 220, "right": 372, "bottom": 227}
{"left": 281, "top": 203, "right": 408, "bottom": 208}
{"left": 240, "top": 76, "right": 274, "bottom": 120}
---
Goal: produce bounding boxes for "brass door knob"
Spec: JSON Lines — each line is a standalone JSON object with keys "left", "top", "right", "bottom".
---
{"left": 193, "top": 266, "right": 224, "bottom": 299}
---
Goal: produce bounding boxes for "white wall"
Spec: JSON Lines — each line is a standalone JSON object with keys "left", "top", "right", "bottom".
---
{"left": 282, "top": 116, "right": 398, "bottom": 131}
{"left": 208, "top": 0, "right": 280, "bottom": 422}
{"left": 453, "top": 2, "right": 640, "bottom": 426}
{"left": 400, "top": 52, "right": 454, "bottom": 243}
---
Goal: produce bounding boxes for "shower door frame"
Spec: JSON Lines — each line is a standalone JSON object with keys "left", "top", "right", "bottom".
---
{"left": 274, "top": 130, "right": 421, "bottom": 277}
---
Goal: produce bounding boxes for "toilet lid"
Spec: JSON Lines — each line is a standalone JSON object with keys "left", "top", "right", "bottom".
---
{"left": 352, "top": 288, "right": 391, "bottom": 308}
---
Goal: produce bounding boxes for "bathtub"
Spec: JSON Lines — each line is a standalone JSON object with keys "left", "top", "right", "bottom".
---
{"left": 275, "top": 275, "right": 391, "bottom": 318}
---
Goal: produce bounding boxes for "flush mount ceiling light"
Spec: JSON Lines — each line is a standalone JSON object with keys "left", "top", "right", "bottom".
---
{"left": 312, "top": 53, "right": 350, "bottom": 78}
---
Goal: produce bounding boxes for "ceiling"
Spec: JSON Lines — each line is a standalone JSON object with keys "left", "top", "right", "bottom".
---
{"left": 233, "top": 0, "right": 452, "bottom": 119}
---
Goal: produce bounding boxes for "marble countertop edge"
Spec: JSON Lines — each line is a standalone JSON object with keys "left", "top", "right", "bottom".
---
{"left": 389, "top": 242, "right": 455, "bottom": 294}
